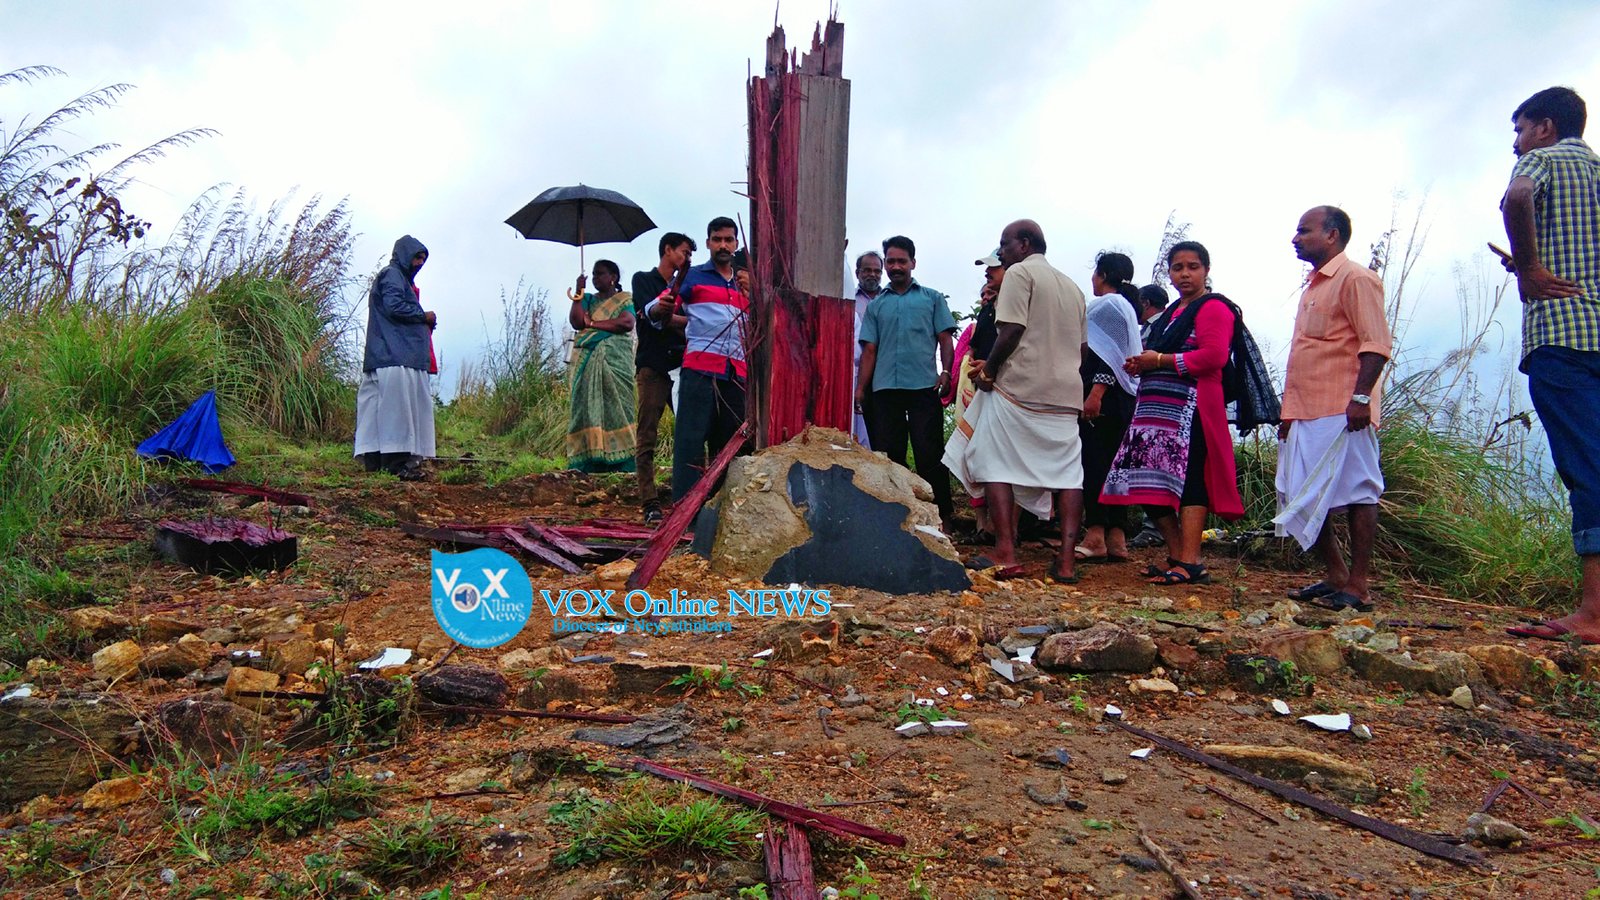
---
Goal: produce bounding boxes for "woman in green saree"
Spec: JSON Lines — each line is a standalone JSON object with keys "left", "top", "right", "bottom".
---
{"left": 566, "top": 259, "right": 638, "bottom": 472}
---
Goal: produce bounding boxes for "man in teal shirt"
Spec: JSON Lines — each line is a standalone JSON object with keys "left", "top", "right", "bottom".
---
{"left": 855, "top": 234, "right": 958, "bottom": 525}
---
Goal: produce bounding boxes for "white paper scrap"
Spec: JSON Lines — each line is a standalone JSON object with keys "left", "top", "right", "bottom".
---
{"left": 751, "top": 648, "right": 775, "bottom": 659}
{"left": 935, "top": 687, "right": 949, "bottom": 696}
{"left": 914, "top": 697, "right": 936, "bottom": 707}
{"left": 1298, "top": 713, "right": 1351, "bottom": 732}
{"left": 1104, "top": 704, "right": 1123, "bottom": 717}
{"left": 357, "top": 647, "right": 412, "bottom": 670}
{"left": 1270, "top": 699, "right": 1291, "bottom": 716}
{"left": 1015, "top": 646, "right": 1036, "bottom": 664}
{"left": 1130, "top": 747, "right": 1153, "bottom": 759}
{"left": 628, "top": 651, "right": 650, "bottom": 658}
{"left": 1, "top": 683, "right": 34, "bottom": 702}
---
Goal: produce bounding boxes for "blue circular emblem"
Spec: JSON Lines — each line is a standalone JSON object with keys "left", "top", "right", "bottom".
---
{"left": 430, "top": 548, "right": 533, "bottom": 648}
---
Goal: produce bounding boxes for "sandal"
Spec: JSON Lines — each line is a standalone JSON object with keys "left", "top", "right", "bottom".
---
{"left": 1308, "top": 590, "right": 1373, "bottom": 612}
{"left": 1287, "top": 581, "right": 1337, "bottom": 602}
{"left": 1506, "top": 620, "right": 1600, "bottom": 645}
{"left": 1050, "top": 571, "right": 1080, "bottom": 585}
{"left": 1149, "top": 562, "right": 1210, "bottom": 585}
{"left": 1141, "top": 557, "right": 1180, "bottom": 578}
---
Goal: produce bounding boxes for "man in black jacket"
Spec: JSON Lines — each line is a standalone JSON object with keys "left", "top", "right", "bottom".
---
{"left": 631, "top": 232, "right": 695, "bottom": 523}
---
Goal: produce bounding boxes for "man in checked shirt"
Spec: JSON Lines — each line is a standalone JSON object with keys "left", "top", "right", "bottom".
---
{"left": 1499, "top": 87, "right": 1600, "bottom": 646}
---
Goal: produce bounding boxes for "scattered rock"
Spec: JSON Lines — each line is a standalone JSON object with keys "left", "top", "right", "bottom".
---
{"left": 1463, "top": 812, "right": 1530, "bottom": 847}
{"left": 1331, "top": 624, "right": 1376, "bottom": 644}
{"left": 138, "top": 615, "right": 206, "bottom": 641}
{"left": 1155, "top": 639, "right": 1200, "bottom": 669}
{"left": 1255, "top": 628, "right": 1343, "bottom": 676}
{"left": 1464, "top": 645, "right": 1558, "bottom": 694}
{"left": 499, "top": 646, "right": 569, "bottom": 672}
{"left": 223, "top": 666, "right": 281, "bottom": 711}
{"left": 1101, "top": 770, "right": 1129, "bottom": 786}
{"left": 1450, "top": 685, "right": 1475, "bottom": 710}
{"left": 154, "top": 695, "right": 253, "bottom": 761}
{"left": 1119, "top": 854, "right": 1161, "bottom": 873}
{"left": 1131, "top": 678, "right": 1179, "bottom": 693}
{"left": 925, "top": 625, "right": 979, "bottom": 667}
{"left": 768, "top": 620, "right": 841, "bottom": 663}
{"left": 417, "top": 665, "right": 511, "bottom": 708}
{"left": 1036, "top": 623, "right": 1156, "bottom": 673}
{"left": 517, "top": 667, "right": 607, "bottom": 707}
{"left": 0, "top": 697, "right": 142, "bottom": 802}
{"left": 571, "top": 704, "right": 693, "bottom": 750}
{"left": 610, "top": 661, "right": 701, "bottom": 696}
{"left": 1346, "top": 646, "right": 1482, "bottom": 696}
{"left": 140, "top": 634, "right": 213, "bottom": 677}
{"left": 67, "top": 607, "right": 129, "bottom": 638}
{"left": 235, "top": 609, "right": 304, "bottom": 640}
{"left": 82, "top": 776, "right": 143, "bottom": 810}
{"left": 1024, "top": 779, "right": 1074, "bottom": 807}
{"left": 92, "top": 639, "right": 145, "bottom": 681}
{"left": 1201, "top": 744, "right": 1377, "bottom": 799}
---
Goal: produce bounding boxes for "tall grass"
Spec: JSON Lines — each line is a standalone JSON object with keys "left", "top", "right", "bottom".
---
{"left": 453, "top": 281, "right": 571, "bottom": 457}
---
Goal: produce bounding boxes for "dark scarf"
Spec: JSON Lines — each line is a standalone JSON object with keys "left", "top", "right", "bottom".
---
{"left": 1146, "top": 292, "right": 1239, "bottom": 354}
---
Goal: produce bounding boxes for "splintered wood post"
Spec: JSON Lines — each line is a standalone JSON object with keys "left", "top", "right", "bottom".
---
{"left": 624, "top": 422, "right": 750, "bottom": 591}
{"left": 747, "top": 16, "right": 851, "bottom": 448}
{"left": 763, "top": 822, "right": 819, "bottom": 900}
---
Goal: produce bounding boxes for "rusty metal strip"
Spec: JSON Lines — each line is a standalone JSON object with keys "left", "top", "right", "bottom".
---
{"left": 1110, "top": 717, "right": 1484, "bottom": 867}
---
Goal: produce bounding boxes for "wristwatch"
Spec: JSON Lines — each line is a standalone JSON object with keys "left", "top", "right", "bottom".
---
{"left": 1351, "top": 393, "right": 1371, "bottom": 405}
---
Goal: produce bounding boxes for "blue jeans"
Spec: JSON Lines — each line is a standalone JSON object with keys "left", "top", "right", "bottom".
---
{"left": 1526, "top": 345, "right": 1600, "bottom": 556}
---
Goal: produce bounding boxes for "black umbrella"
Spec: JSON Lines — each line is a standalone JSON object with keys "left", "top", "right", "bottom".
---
{"left": 505, "top": 185, "right": 656, "bottom": 292}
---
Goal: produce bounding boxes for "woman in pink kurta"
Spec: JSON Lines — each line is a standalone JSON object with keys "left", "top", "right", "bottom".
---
{"left": 1100, "top": 241, "right": 1243, "bottom": 584}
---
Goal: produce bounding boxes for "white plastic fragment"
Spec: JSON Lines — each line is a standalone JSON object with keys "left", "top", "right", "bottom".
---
{"left": 930, "top": 719, "right": 970, "bottom": 734}
{"left": 1104, "top": 704, "right": 1123, "bottom": 717}
{"left": 357, "top": 647, "right": 412, "bottom": 670}
{"left": 935, "top": 687, "right": 949, "bottom": 696}
{"left": 1129, "top": 747, "right": 1154, "bottom": 759}
{"left": 628, "top": 651, "right": 649, "bottom": 658}
{"left": 1298, "top": 713, "right": 1351, "bottom": 732}
{"left": 896, "top": 721, "right": 930, "bottom": 737}
{"left": 913, "top": 626, "right": 927, "bottom": 634}
{"left": 751, "top": 648, "right": 775, "bottom": 659}
{"left": 991, "top": 658, "right": 1017, "bottom": 683}
{"left": 1, "top": 683, "right": 34, "bottom": 702}
{"left": 960, "top": 692, "right": 974, "bottom": 701}
{"left": 914, "top": 697, "right": 937, "bottom": 707}
{"left": 1015, "top": 646, "right": 1036, "bottom": 664}
{"left": 1270, "top": 699, "right": 1291, "bottom": 716}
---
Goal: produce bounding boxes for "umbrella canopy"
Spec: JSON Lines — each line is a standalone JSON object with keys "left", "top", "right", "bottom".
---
{"left": 505, "top": 184, "right": 656, "bottom": 248}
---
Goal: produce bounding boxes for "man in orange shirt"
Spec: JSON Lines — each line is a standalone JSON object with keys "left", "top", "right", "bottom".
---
{"left": 1274, "top": 206, "right": 1392, "bottom": 611}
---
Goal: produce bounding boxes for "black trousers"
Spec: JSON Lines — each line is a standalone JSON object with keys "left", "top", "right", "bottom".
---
{"left": 868, "top": 387, "right": 953, "bottom": 520}
{"left": 672, "top": 369, "right": 746, "bottom": 502}
{"left": 1082, "top": 413, "right": 1131, "bottom": 531}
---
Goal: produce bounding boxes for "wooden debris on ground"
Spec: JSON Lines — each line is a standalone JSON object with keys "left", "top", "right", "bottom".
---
{"left": 625, "top": 422, "right": 750, "bottom": 591}
{"left": 762, "top": 821, "right": 818, "bottom": 900}
{"left": 181, "top": 477, "right": 313, "bottom": 507}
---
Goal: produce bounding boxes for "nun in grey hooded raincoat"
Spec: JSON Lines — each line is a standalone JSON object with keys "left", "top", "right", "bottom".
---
{"left": 354, "top": 235, "right": 435, "bottom": 477}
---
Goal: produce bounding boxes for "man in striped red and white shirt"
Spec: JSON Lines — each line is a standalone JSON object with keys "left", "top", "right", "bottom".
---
{"left": 1274, "top": 205, "right": 1392, "bottom": 613}
{"left": 646, "top": 216, "right": 749, "bottom": 502}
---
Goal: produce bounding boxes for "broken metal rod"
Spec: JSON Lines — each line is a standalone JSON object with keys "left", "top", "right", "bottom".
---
{"left": 1204, "top": 783, "right": 1279, "bottom": 825}
{"left": 1138, "top": 828, "right": 1204, "bottom": 900}
{"left": 630, "top": 757, "right": 906, "bottom": 847}
{"left": 1110, "top": 717, "right": 1484, "bottom": 866}
{"left": 626, "top": 422, "right": 750, "bottom": 591}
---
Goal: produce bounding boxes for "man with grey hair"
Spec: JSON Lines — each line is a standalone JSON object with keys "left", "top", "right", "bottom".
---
{"left": 945, "top": 219, "right": 1086, "bottom": 582}
{"left": 851, "top": 251, "right": 883, "bottom": 447}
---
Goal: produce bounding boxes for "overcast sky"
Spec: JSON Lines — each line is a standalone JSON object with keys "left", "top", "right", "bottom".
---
{"left": 7, "top": 0, "right": 1600, "bottom": 410}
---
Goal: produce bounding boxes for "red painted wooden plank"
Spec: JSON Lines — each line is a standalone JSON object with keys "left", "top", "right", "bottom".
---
{"left": 181, "top": 478, "right": 313, "bottom": 507}
{"left": 763, "top": 822, "right": 818, "bottom": 900}
{"left": 624, "top": 422, "right": 749, "bottom": 591}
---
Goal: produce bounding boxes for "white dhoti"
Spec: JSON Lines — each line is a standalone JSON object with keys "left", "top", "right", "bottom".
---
{"left": 1273, "top": 414, "right": 1383, "bottom": 550}
{"left": 942, "top": 388, "right": 1082, "bottom": 520}
{"left": 353, "top": 366, "right": 437, "bottom": 458}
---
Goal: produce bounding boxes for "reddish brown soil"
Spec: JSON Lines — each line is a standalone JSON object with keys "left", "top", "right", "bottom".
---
{"left": 5, "top": 471, "right": 1600, "bottom": 899}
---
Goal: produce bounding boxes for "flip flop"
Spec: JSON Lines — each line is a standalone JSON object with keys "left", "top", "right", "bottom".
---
{"left": 1149, "top": 562, "right": 1210, "bottom": 585}
{"left": 1308, "top": 590, "right": 1373, "bottom": 612}
{"left": 1050, "top": 571, "right": 1080, "bottom": 585}
{"left": 1506, "top": 620, "right": 1600, "bottom": 646}
{"left": 1287, "top": 581, "right": 1337, "bottom": 601}
{"left": 1073, "top": 545, "right": 1104, "bottom": 561}
{"left": 1141, "top": 557, "right": 1180, "bottom": 578}
{"left": 965, "top": 555, "right": 1025, "bottom": 580}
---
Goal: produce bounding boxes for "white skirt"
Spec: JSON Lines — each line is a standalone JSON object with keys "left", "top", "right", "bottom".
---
{"left": 943, "top": 389, "right": 1083, "bottom": 520}
{"left": 1273, "top": 414, "right": 1383, "bottom": 550}
{"left": 353, "top": 366, "right": 436, "bottom": 458}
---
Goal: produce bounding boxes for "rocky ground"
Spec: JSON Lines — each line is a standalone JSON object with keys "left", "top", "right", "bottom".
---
{"left": 4, "top": 468, "right": 1600, "bottom": 899}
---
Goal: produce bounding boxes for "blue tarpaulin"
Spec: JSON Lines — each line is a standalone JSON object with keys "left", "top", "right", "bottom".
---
{"left": 137, "top": 390, "right": 235, "bottom": 472}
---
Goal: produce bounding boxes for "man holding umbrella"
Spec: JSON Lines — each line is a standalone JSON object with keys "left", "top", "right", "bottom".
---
{"left": 647, "top": 217, "right": 749, "bottom": 502}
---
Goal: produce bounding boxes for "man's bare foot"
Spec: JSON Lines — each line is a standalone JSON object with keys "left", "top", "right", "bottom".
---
{"left": 1507, "top": 613, "right": 1600, "bottom": 645}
